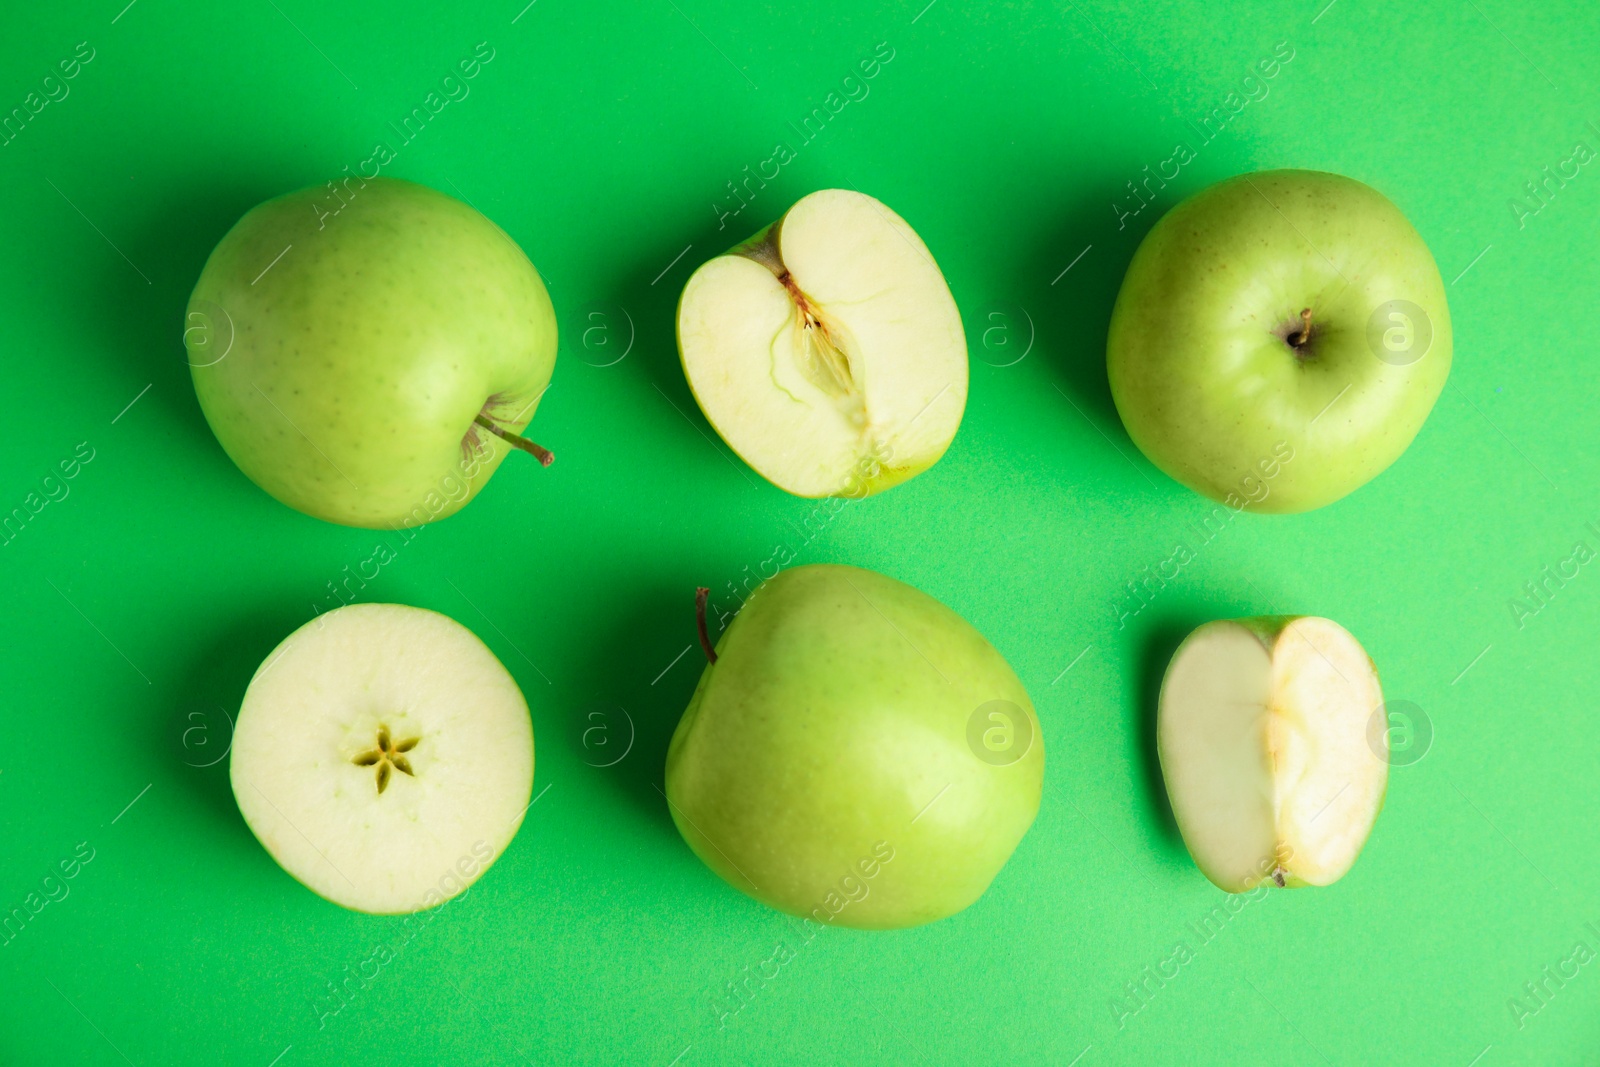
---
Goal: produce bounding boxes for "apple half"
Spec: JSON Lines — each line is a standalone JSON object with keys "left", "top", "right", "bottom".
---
{"left": 230, "top": 603, "right": 534, "bottom": 913}
{"left": 1157, "top": 616, "right": 1387, "bottom": 892}
{"left": 676, "top": 189, "right": 968, "bottom": 497}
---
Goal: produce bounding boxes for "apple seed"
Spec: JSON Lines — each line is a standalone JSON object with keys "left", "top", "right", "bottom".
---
{"left": 351, "top": 724, "right": 422, "bottom": 795}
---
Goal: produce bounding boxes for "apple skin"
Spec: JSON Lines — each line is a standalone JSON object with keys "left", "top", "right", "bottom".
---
{"left": 1107, "top": 169, "right": 1451, "bottom": 513}
{"left": 665, "top": 564, "right": 1042, "bottom": 930}
{"left": 186, "top": 178, "right": 556, "bottom": 528}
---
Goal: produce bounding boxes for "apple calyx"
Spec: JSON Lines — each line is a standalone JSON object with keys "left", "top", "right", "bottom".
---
{"left": 1286, "top": 307, "right": 1314, "bottom": 352}
{"left": 472, "top": 412, "right": 554, "bottom": 467}
{"left": 694, "top": 587, "right": 718, "bottom": 664}
{"left": 351, "top": 723, "right": 420, "bottom": 795}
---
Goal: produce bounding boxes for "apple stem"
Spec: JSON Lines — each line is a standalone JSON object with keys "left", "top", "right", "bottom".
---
{"left": 695, "top": 587, "right": 718, "bottom": 665}
{"left": 1288, "top": 307, "right": 1313, "bottom": 349}
{"left": 474, "top": 414, "right": 553, "bottom": 467}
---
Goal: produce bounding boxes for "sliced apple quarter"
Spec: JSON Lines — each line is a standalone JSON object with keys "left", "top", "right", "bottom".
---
{"left": 230, "top": 603, "right": 534, "bottom": 914}
{"left": 1157, "top": 616, "right": 1387, "bottom": 892}
{"left": 676, "top": 189, "right": 968, "bottom": 497}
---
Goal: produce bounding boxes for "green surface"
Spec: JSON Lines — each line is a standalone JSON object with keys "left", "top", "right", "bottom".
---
{"left": 0, "top": 0, "right": 1595, "bottom": 1063}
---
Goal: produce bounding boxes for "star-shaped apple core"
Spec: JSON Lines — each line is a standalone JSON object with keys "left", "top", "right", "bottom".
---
{"left": 351, "top": 724, "right": 419, "bottom": 794}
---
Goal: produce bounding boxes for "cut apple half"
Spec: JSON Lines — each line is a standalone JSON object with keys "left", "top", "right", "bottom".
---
{"left": 1157, "top": 616, "right": 1387, "bottom": 892}
{"left": 677, "top": 189, "right": 968, "bottom": 497}
{"left": 230, "top": 603, "right": 534, "bottom": 913}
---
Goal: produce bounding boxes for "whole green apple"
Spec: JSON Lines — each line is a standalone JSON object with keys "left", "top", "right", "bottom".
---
{"left": 1107, "top": 169, "right": 1451, "bottom": 513}
{"left": 664, "top": 564, "right": 1042, "bottom": 930}
{"left": 185, "top": 177, "right": 557, "bottom": 528}
{"left": 231, "top": 603, "right": 534, "bottom": 914}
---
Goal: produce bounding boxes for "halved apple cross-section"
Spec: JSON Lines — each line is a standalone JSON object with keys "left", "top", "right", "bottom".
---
{"left": 230, "top": 603, "right": 534, "bottom": 914}
{"left": 676, "top": 189, "right": 968, "bottom": 497}
{"left": 1157, "top": 616, "right": 1388, "bottom": 892}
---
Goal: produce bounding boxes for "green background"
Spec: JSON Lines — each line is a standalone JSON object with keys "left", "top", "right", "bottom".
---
{"left": 1, "top": 0, "right": 1595, "bottom": 1063}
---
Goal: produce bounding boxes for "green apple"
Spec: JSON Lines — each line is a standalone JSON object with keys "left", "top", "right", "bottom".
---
{"left": 664, "top": 564, "right": 1042, "bottom": 929}
{"left": 230, "top": 603, "right": 535, "bottom": 913}
{"left": 1107, "top": 169, "right": 1451, "bottom": 513}
{"left": 676, "top": 189, "right": 967, "bottom": 498}
{"left": 185, "top": 177, "right": 557, "bottom": 529}
{"left": 1158, "top": 615, "right": 1387, "bottom": 892}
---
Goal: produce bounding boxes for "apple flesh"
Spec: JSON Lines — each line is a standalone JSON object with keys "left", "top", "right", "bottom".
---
{"left": 1107, "top": 169, "right": 1451, "bottom": 513}
{"left": 665, "top": 564, "right": 1042, "bottom": 929}
{"left": 676, "top": 189, "right": 967, "bottom": 497}
{"left": 186, "top": 178, "right": 557, "bottom": 529}
{"left": 230, "top": 603, "right": 534, "bottom": 913}
{"left": 1157, "top": 616, "right": 1387, "bottom": 892}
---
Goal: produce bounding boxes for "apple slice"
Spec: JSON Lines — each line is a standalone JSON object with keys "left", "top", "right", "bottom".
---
{"left": 1157, "top": 616, "right": 1387, "bottom": 892}
{"left": 230, "top": 603, "right": 534, "bottom": 913}
{"left": 676, "top": 189, "right": 968, "bottom": 497}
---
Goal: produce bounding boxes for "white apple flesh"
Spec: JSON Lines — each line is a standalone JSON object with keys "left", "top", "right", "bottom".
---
{"left": 230, "top": 603, "right": 534, "bottom": 913}
{"left": 677, "top": 189, "right": 968, "bottom": 497}
{"left": 1157, "top": 616, "right": 1386, "bottom": 892}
